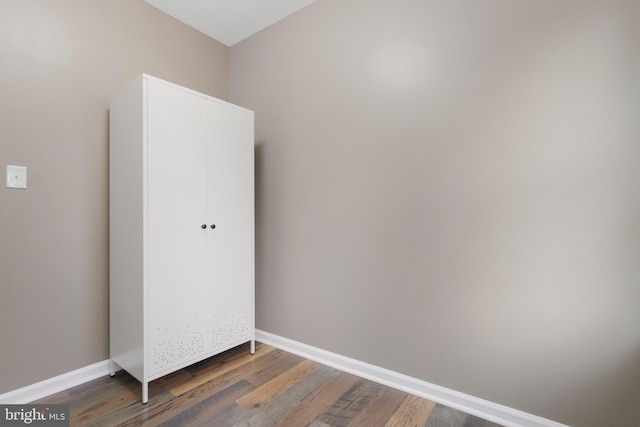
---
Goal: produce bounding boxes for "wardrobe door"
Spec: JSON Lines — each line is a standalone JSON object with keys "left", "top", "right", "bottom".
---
{"left": 207, "top": 100, "right": 254, "bottom": 351}
{"left": 146, "top": 80, "right": 209, "bottom": 376}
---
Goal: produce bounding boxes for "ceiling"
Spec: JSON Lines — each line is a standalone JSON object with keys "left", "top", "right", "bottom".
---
{"left": 144, "top": 0, "right": 318, "bottom": 47}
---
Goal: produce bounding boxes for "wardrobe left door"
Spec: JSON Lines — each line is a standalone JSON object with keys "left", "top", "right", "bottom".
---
{"left": 146, "top": 80, "right": 209, "bottom": 377}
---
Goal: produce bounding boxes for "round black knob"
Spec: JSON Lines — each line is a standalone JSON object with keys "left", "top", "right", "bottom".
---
{"left": 201, "top": 224, "right": 207, "bottom": 229}
{"left": 210, "top": 224, "right": 216, "bottom": 229}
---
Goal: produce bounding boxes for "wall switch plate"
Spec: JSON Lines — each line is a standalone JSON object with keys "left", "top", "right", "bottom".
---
{"left": 6, "top": 165, "right": 27, "bottom": 189}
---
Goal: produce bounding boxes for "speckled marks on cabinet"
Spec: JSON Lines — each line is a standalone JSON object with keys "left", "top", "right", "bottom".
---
{"left": 152, "top": 305, "right": 252, "bottom": 372}
{"left": 152, "top": 315, "right": 206, "bottom": 372}
{"left": 210, "top": 303, "right": 252, "bottom": 350}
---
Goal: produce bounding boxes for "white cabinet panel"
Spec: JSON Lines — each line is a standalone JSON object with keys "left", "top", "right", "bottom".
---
{"left": 207, "top": 100, "right": 255, "bottom": 352}
{"left": 147, "top": 80, "right": 210, "bottom": 376}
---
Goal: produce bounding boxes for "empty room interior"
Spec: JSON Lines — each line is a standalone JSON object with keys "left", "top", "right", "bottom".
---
{"left": 1, "top": 1, "right": 639, "bottom": 426}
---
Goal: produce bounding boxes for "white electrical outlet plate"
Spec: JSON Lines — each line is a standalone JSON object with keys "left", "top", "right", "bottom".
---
{"left": 6, "top": 165, "right": 27, "bottom": 189}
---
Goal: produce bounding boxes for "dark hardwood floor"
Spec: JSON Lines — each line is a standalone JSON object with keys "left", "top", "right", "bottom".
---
{"left": 33, "top": 343, "right": 504, "bottom": 426}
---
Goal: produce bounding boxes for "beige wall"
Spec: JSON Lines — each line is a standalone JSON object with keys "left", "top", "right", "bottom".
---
{"left": 0, "top": 0, "right": 227, "bottom": 394}
{"left": 230, "top": 1, "right": 640, "bottom": 426}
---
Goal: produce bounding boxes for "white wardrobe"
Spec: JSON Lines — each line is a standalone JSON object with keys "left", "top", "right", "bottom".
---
{"left": 109, "top": 74, "right": 254, "bottom": 403}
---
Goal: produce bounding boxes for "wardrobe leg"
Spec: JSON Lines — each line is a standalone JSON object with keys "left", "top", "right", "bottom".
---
{"left": 142, "top": 382, "right": 148, "bottom": 404}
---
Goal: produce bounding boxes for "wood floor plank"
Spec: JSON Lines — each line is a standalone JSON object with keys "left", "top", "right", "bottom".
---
{"left": 52, "top": 374, "right": 143, "bottom": 425}
{"left": 236, "top": 359, "right": 321, "bottom": 409}
{"left": 156, "top": 379, "right": 255, "bottom": 427}
{"left": 272, "top": 372, "right": 362, "bottom": 427}
{"left": 462, "top": 414, "right": 506, "bottom": 427}
{"left": 199, "top": 402, "right": 249, "bottom": 426}
{"left": 200, "top": 366, "right": 340, "bottom": 427}
{"left": 72, "top": 391, "right": 142, "bottom": 426}
{"left": 233, "top": 365, "right": 339, "bottom": 427}
{"left": 110, "top": 349, "right": 300, "bottom": 425}
{"left": 166, "top": 348, "right": 292, "bottom": 402}
{"left": 384, "top": 393, "right": 436, "bottom": 427}
{"left": 78, "top": 388, "right": 175, "bottom": 427}
{"left": 241, "top": 349, "right": 305, "bottom": 387}
{"left": 150, "top": 368, "right": 193, "bottom": 393}
{"left": 424, "top": 403, "right": 469, "bottom": 427}
{"left": 462, "top": 414, "right": 489, "bottom": 427}
{"left": 315, "top": 379, "right": 374, "bottom": 427}
{"left": 115, "top": 378, "right": 253, "bottom": 427}
{"left": 346, "top": 382, "right": 407, "bottom": 427}
{"left": 163, "top": 343, "right": 274, "bottom": 396}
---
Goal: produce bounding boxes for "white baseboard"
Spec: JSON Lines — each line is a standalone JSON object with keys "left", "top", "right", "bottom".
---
{"left": 255, "top": 330, "right": 568, "bottom": 427}
{"left": 0, "top": 360, "right": 112, "bottom": 404}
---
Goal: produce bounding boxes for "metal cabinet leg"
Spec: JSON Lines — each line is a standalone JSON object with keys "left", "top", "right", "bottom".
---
{"left": 142, "top": 382, "right": 148, "bottom": 404}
